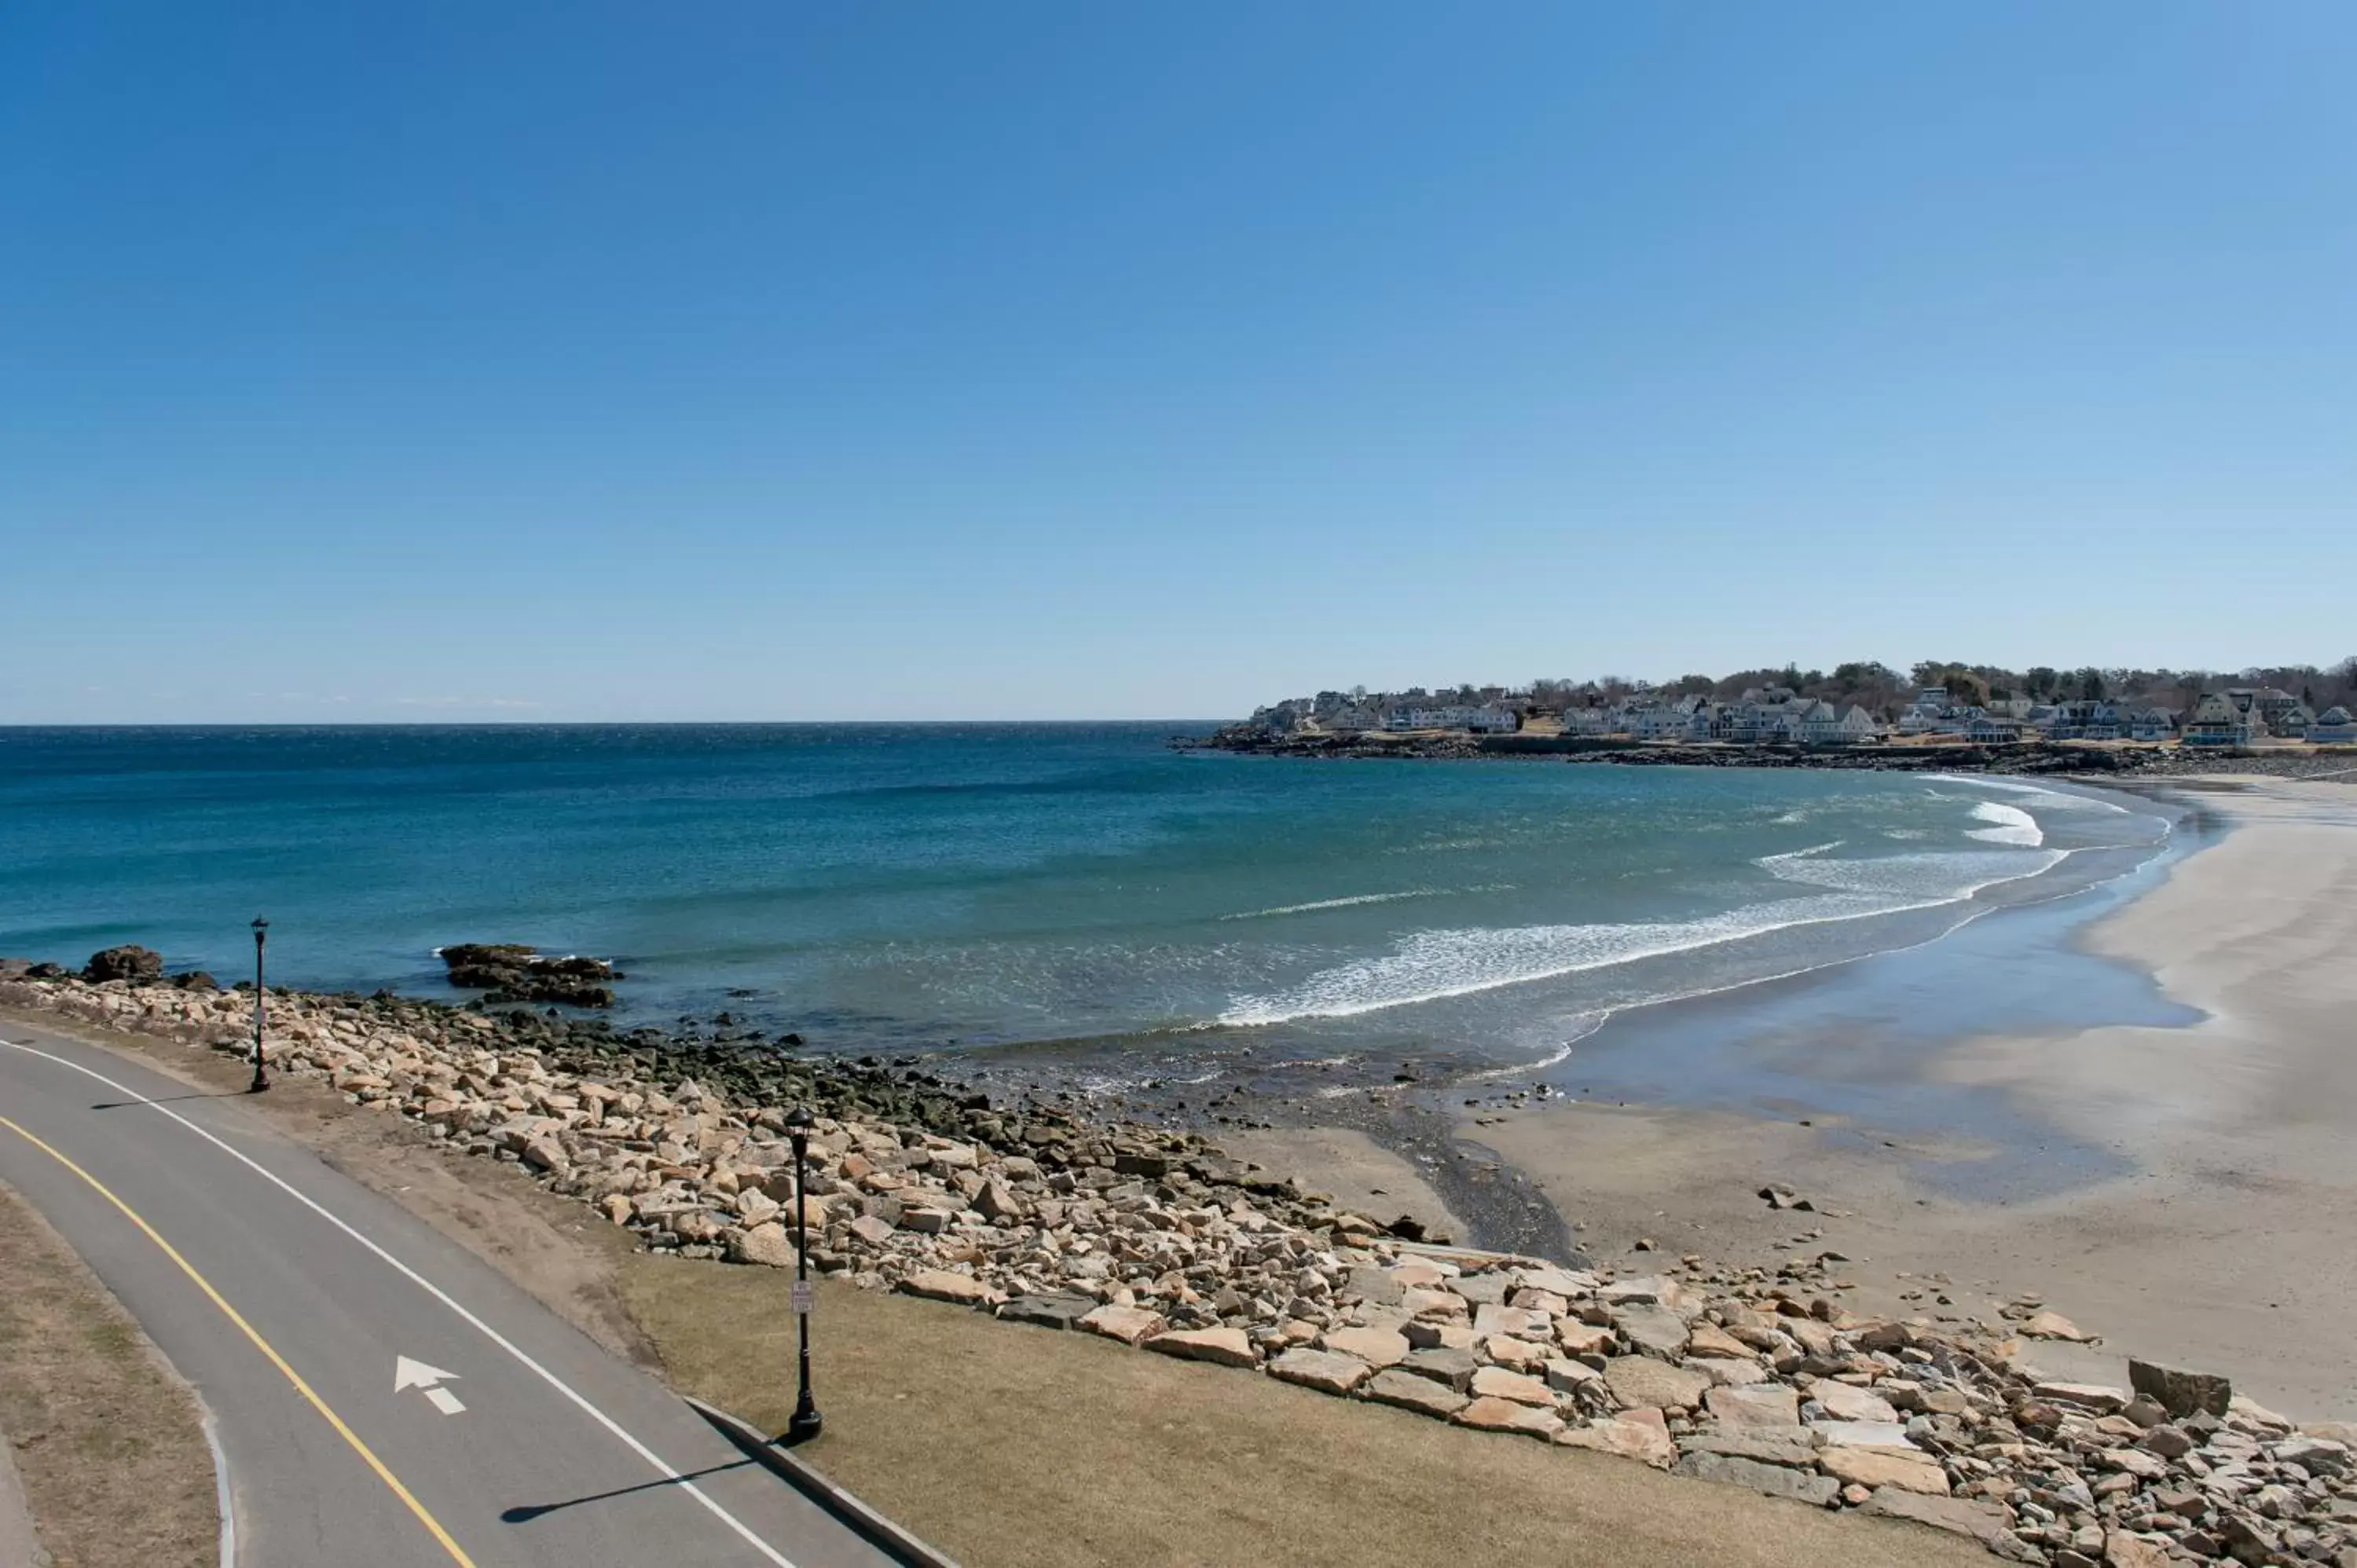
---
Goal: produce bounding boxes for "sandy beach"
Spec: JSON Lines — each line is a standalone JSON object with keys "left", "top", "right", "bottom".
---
{"left": 1398, "top": 775, "right": 2357, "bottom": 1418}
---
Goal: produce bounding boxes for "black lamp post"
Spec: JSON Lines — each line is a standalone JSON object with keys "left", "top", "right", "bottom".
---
{"left": 780, "top": 1104, "right": 823, "bottom": 1445}
{"left": 248, "top": 918, "right": 270, "bottom": 1093}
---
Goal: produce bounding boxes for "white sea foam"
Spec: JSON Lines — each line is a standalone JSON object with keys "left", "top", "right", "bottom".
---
{"left": 1459, "top": 1028, "right": 1597, "bottom": 1083}
{"left": 1221, "top": 883, "right": 1517, "bottom": 921}
{"left": 1966, "top": 800, "right": 2044, "bottom": 847}
{"left": 1760, "top": 843, "right": 2065, "bottom": 896}
{"left": 1926, "top": 773, "right": 2135, "bottom": 815}
{"left": 1756, "top": 841, "right": 1844, "bottom": 868}
{"left": 1218, "top": 842, "right": 2068, "bottom": 1028}
{"left": 1220, "top": 888, "right": 1441, "bottom": 921}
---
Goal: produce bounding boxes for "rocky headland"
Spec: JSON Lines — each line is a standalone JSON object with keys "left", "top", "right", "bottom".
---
{"left": 1182, "top": 728, "right": 2357, "bottom": 782}
{"left": 5, "top": 960, "right": 2353, "bottom": 1567}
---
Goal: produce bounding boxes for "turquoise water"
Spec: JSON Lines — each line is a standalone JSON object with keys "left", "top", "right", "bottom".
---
{"left": 0, "top": 725, "right": 2174, "bottom": 1086}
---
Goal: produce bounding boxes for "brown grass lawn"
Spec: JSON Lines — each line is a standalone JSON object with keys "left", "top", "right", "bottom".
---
{"left": 0, "top": 1181, "right": 218, "bottom": 1568}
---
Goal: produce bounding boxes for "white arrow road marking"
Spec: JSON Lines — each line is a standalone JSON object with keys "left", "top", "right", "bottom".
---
{"left": 396, "top": 1357, "right": 466, "bottom": 1412}
{"left": 394, "top": 1356, "right": 460, "bottom": 1393}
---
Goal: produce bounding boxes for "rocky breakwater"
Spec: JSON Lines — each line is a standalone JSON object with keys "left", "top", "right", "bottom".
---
{"left": 5, "top": 968, "right": 2355, "bottom": 1568}
{"left": 0, "top": 964, "right": 1371, "bottom": 1283}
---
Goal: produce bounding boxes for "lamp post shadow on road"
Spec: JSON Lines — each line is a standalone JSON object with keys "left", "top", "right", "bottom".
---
{"left": 779, "top": 1104, "right": 823, "bottom": 1446}
{"left": 247, "top": 917, "right": 270, "bottom": 1094}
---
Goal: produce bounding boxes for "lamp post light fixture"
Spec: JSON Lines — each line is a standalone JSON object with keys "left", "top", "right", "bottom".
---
{"left": 781, "top": 1104, "right": 823, "bottom": 1445}
{"left": 248, "top": 918, "right": 270, "bottom": 1093}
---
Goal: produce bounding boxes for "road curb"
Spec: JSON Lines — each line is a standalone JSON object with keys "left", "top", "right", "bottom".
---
{"left": 684, "top": 1397, "right": 962, "bottom": 1568}
{"left": 199, "top": 1404, "right": 236, "bottom": 1568}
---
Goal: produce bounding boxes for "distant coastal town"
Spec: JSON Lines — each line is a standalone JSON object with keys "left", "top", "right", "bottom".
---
{"left": 1203, "top": 658, "right": 2357, "bottom": 767}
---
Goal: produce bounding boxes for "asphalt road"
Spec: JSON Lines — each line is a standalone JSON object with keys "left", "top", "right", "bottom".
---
{"left": 0, "top": 1020, "right": 900, "bottom": 1568}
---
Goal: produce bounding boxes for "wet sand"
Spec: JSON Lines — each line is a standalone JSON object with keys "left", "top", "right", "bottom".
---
{"left": 1449, "top": 776, "right": 2357, "bottom": 1417}
{"left": 1217, "top": 1124, "right": 1469, "bottom": 1243}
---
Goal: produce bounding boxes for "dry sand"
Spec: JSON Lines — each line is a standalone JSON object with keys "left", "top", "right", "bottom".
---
{"left": 1458, "top": 776, "right": 2357, "bottom": 1418}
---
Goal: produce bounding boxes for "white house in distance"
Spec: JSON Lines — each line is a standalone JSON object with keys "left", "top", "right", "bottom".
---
{"left": 1967, "top": 713, "right": 2024, "bottom": 744}
{"left": 1714, "top": 687, "right": 1806, "bottom": 742}
{"left": 1794, "top": 700, "right": 1882, "bottom": 746}
{"left": 1323, "top": 702, "right": 1384, "bottom": 734}
{"left": 2042, "top": 700, "right": 2123, "bottom": 740}
{"left": 2182, "top": 693, "right": 2258, "bottom": 747}
{"left": 1896, "top": 688, "right": 1967, "bottom": 737}
{"left": 1621, "top": 700, "right": 1691, "bottom": 742}
{"left": 1677, "top": 691, "right": 1882, "bottom": 746}
{"left": 2313, "top": 706, "right": 2357, "bottom": 746}
{"left": 1380, "top": 705, "right": 1521, "bottom": 734}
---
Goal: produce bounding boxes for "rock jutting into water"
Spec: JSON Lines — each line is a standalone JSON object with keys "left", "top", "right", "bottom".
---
{"left": 82, "top": 943, "right": 165, "bottom": 984}
{"left": 5, "top": 966, "right": 2355, "bottom": 1566}
{"left": 437, "top": 943, "right": 620, "bottom": 1008}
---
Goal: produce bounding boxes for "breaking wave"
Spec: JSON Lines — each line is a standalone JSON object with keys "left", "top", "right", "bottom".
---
{"left": 1966, "top": 801, "right": 2044, "bottom": 847}
{"left": 1928, "top": 774, "right": 2136, "bottom": 815}
{"left": 1217, "top": 837, "right": 2069, "bottom": 1028}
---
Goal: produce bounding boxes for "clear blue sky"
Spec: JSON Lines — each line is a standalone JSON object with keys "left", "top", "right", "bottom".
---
{"left": 4, "top": 3, "right": 2351, "bottom": 721}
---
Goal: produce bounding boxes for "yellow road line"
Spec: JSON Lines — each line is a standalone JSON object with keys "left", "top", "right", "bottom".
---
{"left": 0, "top": 1114, "right": 478, "bottom": 1567}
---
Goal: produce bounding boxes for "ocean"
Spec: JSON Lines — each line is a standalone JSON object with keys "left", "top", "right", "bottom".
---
{"left": 0, "top": 725, "right": 2176, "bottom": 1098}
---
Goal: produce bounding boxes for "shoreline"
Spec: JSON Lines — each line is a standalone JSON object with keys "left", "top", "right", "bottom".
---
{"left": 1184, "top": 727, "right": 2357, "bottom": 782}
{"left": 1390, "top": 775, "right": 2357, "bottom": 1418}
{"left": 1186, "top": 771, "right": 2192, "bottom": 1256}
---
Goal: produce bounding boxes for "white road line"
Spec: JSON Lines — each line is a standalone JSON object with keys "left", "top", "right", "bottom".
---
{"left": 426, "top": 1387, "right": 467, "bottom": 1417}
{"left": 2, "top": 1039, "right": 800, "bottom": 1568}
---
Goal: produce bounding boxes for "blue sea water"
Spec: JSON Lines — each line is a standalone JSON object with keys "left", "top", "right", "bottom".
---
{"left": 0, "top": 725, "right": 2176, "bottom": 1090}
